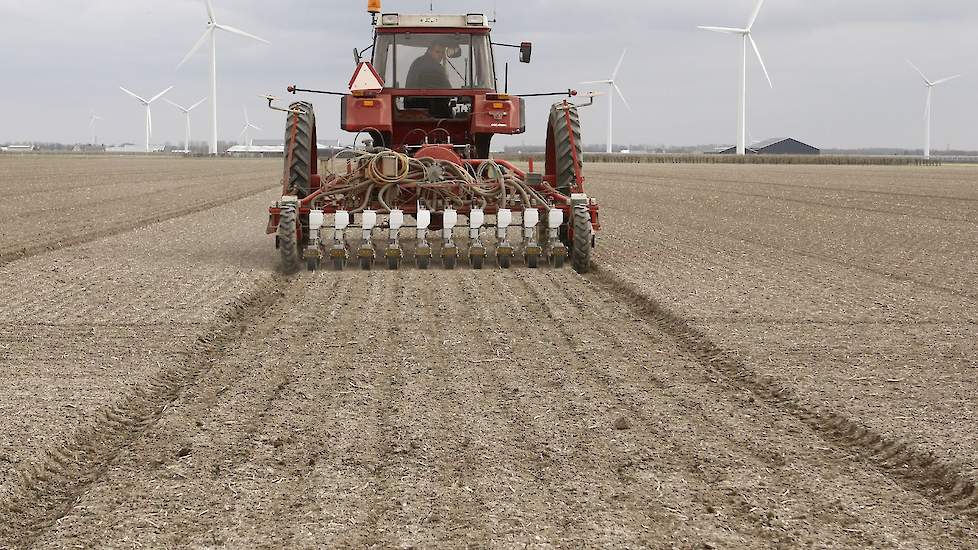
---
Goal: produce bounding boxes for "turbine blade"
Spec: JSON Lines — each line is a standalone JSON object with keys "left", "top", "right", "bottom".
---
{"left": 612, "top": 49, "right": 627, "bottom": 80}
{"left": 178, "top": 29, "right": 211, "bottom": 69}
{"left": 931, "top": 74, "right": 962, "bottom": 86}
{"left": 613, "top": 83, "right": 631, "bottom": 111}
{"left": 906, "top": 59, "right": 932, "bottom": 86}
{"left": 747, "top": 0, "right": 766, "bottom": 30}
{"left": 148, "top": 86, "right": 174, "bottom": 104}
{"left": 250, "top": 123, "right": 263, "bottom": 131}
{"left": 243, "top": 106, "right": 250, "bottom": 125}
{"left": 189, "top": 98, "right": 208, "bottom": 111}
{"left": 697, "top": 26, "right": 746, "bottom": 34}
{"left": 580, "top": 80, "right": 612, "bottom": 85}
{"left": 215, "top": 24, "right": 270, "bottom": 44}
{"left": 164, "top": 98, "right": 187, "bottom": 111}
{"left": 119, "top": 86, "right": 148, "bottom": 104}
{"left": 749, "top": 35, "right": 773, "bottom": 88}
{"left": 205, "top": 0, "right": 216, "bottom": 23}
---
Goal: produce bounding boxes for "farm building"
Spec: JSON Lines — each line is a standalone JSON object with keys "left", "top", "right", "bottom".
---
{"left": 718, "top": 137, "right": 820, "bottom": 155}
{"left": 227, "top": 139, "right": 340, "bottom": 157}
{"left": 1, "top": 144, "right": 36, "bottom": 153}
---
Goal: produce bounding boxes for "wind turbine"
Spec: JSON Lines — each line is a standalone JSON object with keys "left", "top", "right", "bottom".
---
{"left": 582, "top": 49, "right": 631, "bottom": 154}
{"left": 119, "top": 86, "right": 174, "bottom": 153}
{"left": 907, "top": 60, "right": 961, "bottom": 159}
{"left": 89, "top": 112, "right": 104, "bottom": 145}
{"left": 178, "top": 0, "right": 271, "bottom": 156}
{"left": 165, "top": 97, "right": 207, "bottom": 153}
{"left": 238, "top": 107, "right": 262, "bottom": 148}
{"left": 699, "top": 0, "right": 774, "bottom": 155}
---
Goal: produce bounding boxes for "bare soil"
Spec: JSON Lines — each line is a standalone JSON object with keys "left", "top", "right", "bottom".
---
{"left": 0, "top": 158, "right": 976, "bottom": 548}
{"left": 0, "top": 156, "right": 278, "bottom": 265}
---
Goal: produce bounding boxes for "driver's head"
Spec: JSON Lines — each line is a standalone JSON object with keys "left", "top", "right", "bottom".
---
{"left": 428, "top": 39, "right": 452, "bottom": 62}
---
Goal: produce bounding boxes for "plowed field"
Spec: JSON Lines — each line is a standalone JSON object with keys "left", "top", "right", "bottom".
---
{"left": 1, "top": 156, "right": 976, "bottom": 549}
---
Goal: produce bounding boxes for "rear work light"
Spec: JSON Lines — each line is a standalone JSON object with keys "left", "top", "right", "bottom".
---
{"left": 466, "top": 14, "right": 486, "bottom": 25}
{"left": 381, "top": 13, "right": 399, "bottom": 25}
{"left": 486, "top": 94, "right": 511, "bottom": 101}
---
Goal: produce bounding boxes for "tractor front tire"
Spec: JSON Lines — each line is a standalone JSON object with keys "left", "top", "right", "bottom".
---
{"left": 277, "top": 204, "right": 301, "bottom": 273}
{"left": 571, "top": 206, "right": 592, "bottom": 274}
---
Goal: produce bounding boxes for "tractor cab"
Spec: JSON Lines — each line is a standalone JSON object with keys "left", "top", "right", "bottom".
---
{"left": 342, "top": 12, "right": 528, "bottom": 160}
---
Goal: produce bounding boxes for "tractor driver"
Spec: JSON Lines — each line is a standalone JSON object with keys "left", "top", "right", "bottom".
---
{"left": 406, "top": 39, "right": 453, "bottom": 90}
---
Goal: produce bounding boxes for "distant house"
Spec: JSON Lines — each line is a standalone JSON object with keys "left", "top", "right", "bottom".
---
{"left": 717, "top": 137, "right": 819, "bottom": 155}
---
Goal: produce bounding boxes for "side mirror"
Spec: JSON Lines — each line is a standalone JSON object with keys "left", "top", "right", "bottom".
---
{"left": 353, "top": 48, "right": 361, "bottom": 64}
{"left": 520, "top": 42, "right": 532, "bottom": 64}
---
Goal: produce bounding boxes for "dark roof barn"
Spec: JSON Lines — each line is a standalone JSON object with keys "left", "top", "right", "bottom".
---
{"left": 718, "top": 137, "right": 819, "bottom": 155}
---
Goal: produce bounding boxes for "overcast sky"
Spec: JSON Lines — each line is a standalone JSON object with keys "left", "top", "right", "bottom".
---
{"left": 1, "top": 0, "right": 976, "bottom": 149}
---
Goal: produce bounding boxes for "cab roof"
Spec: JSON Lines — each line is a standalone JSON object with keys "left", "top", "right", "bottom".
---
{"left": 375, "top": 13, "right": 490, "bottom": 29}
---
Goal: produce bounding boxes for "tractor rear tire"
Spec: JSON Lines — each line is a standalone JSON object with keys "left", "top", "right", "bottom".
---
{"left": 277, "top": 204, "right": 301, "bottom": 273}
{"left": 571, "top": 206, "right": 592, "bottom": 274}
{"left": 547, "top": 103, "right": 583, "bottom": 198}
{"left": 284, "top": 102, "right": 316, "bottom": 199}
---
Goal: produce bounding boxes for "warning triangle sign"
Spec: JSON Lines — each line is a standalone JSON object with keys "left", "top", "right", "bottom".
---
{"left": 349, "top": 62, "right": 385, "bottom": 94}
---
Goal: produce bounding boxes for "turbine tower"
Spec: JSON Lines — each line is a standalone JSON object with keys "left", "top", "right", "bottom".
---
{"left": 699, "top": 0, "right": 774, "bottom": 155}
{"left": 89, "top": 112, "right": 104, "bottom": 146}
{"left": 582, "top": 49, "right": 631, "bottom": 154}
{"left": 238, "top": 107, "right": 262, "bottom": 148}
{"left": 119, "top": 86, "right": 174, "bottom": 153}
{"left": 165, "top": 97, "right": 207, "bottom": 153}
{"left": 907, "top": 60, "right": 961, "bottom": 159}
{"left": 178, "top": 0, "right": 270, "bottom": 156}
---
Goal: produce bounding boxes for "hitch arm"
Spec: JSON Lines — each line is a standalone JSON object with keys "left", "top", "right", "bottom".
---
{"left": 288, "top": 85, "right": 348, "bottom": 97}
{"left": 517, "top": 89, "right": 579, "bottom": 98}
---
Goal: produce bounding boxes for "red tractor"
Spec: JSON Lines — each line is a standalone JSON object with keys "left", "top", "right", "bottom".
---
{"left": 266, "top": 4, "right": 599, "bottom": 272}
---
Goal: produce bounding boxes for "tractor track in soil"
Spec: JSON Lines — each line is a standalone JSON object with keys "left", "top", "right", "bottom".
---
{"left": 584, "top": 264, "right": 978, "bottom": 519}
{"left": 602, "top": 197, "right": 978, "bottom": 303}
{"left": 0, "top": 183, "right": 278, "bottom": 268}
{"left": 597, "top": 172, "right": 978, "bottom": 226}
{"left": 587, "top": 166, "right": 978, "bottom": 205}
{"left": 0, "top": 274, "right": 291, "bottom": 548}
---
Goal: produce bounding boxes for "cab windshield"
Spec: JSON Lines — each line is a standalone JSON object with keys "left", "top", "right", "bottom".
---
{"left": 373, "top": 32, "right": 496, "bottom": 90}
